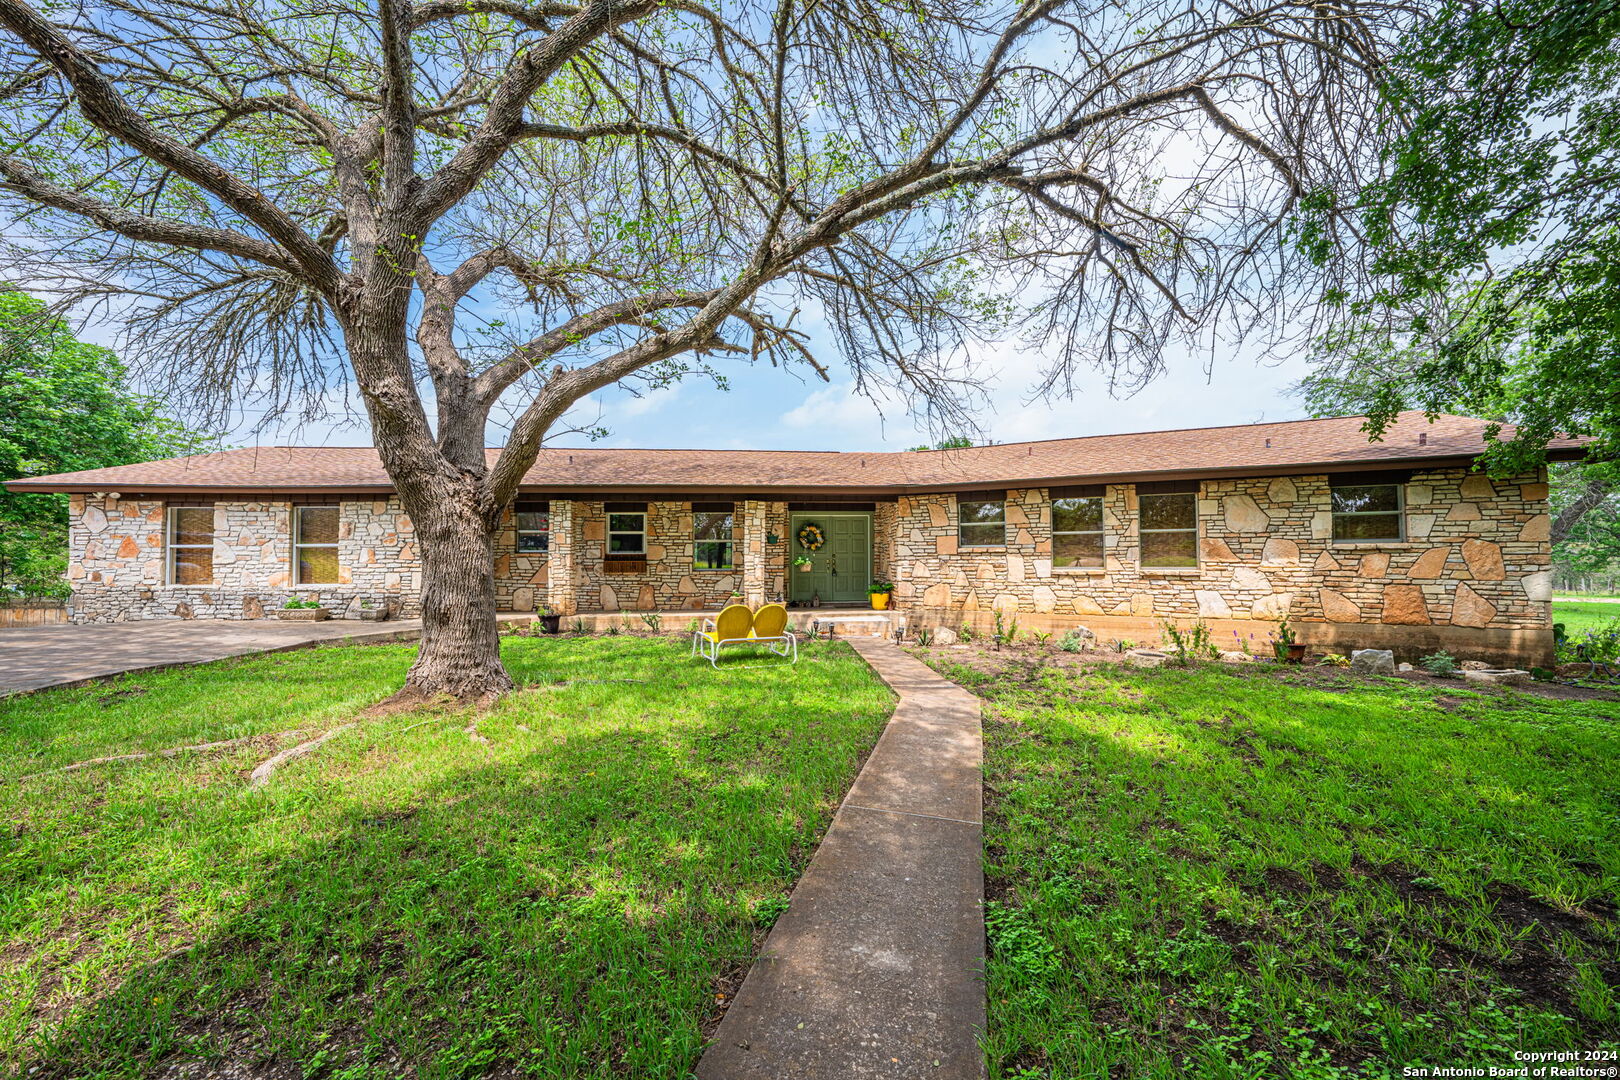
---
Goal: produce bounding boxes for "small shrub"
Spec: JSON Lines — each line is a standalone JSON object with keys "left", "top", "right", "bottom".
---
{"left": 1317, "top": 652, "right": 1350, "bottom": 668}
{"left": 751, "top": 893, "right": 792, "bottom": 928}
{"left": 959, "top": 621, "right": 977, "bottom": 642}
{"left": 570, "top": 617, "right": 588, "bottom": 635}
{"left": 282, "top": 597, "right": 323, "bottom": 609}
{"left": 1111, "top": 638, "right": 1136, "bottom": 653}
{"left": 993, "top": 609, "right": 1020, "bottom": 646}
{"left": 1158, "top": 619, "right": 1218, "bottom": 664}
{"left": 639, "top": 612, "right": 663, "bottom": 633}
{"left": 1058, "top": 628, "right": 1093, "bottom": 653}
{"left": 916, "top": 627, "right": 934, "bottom": 646}
{"left": 1031, "top": 630, "right": 1052, "bottom": 647}
{"left": 1420, "top": 650, "right": 1458, "bottom": 677}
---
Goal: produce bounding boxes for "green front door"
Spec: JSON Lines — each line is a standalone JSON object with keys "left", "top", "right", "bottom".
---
{"left": 789, "top": 513, "right": 871, "bottom": 604}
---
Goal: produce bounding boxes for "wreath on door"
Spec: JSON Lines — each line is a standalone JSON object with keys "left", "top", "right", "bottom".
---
{"left": 796, "top": 523, "right": 826, "bottom": 551}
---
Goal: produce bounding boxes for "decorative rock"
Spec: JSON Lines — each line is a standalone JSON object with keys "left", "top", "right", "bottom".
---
{"left": 1130, "top": 592, "right": 1154, "bottom": 616}
{"left": 1407, "top": 546, "right": 1450, "bottom": 579}
{"left": 1195, "top": 590, "right": 1232, "bottom": 618}
{"left": 930, "top": 626, "right": 958, "bottom": 646}
{"left": 1406, "top": 484, "right": 1433, "bottom": 505}
{"left": 1445, "top": 502, "right": 1481, "bottom": 521}
{"left": 1350, "top": 649, "right": 1395, "bottom": 676}
{"left": 1459, "top": 474, "right": 1496, "bottom": 499}
{"left": 1398, "top": 662, "right": 1414, "bottom": 673}
{"left": 1223, "top": 494, "right": 1271, "bottom": 532}
{"left": 1252, "top": 592, "right": 1293, "bottom": 619}
{"left": 1461, "top": 668, "right": 1529, "bottom": 688}
{"left": 1518, "top": 514, "right": 1550, "bottom": 542}
{"left": 1261, "top": 537, "right": 1300, "bottom": 565}
{"left": 600, "top": 584, "right": 618, "bottom": 610}
{"left": 1200, "top": 537, "right": 1239, "bottom": 561}
{"left": 82, "top": 504, "right": 107, "bottom": 533}
{"left": 1460, "top": 660, "right": 1490, "bottom": 671}
{"left": 637, "top": 584, "right": 656, "bottom": 609}
{"left": 1073, "top": 595, "right": 1106, "bottom": 616}
{"left": 1032, "top": 586, "right": 1057, "bottom": 613}
{"left": 242, "top": 595, "right": 264, "bottom": 619}
{"left": 1461, "top": 539, "right": 1505, "bottom": 581}
{"left": 1311, "top": 511, "right": 1333, "bottom": 539}
{"left": 1218, "top": 651, "right": 1252, "bottom": 663}
{"left": 935, "top": 534, "right": 958, "bottom": 555}
{"left": 1519, "top": 482, "right": 1549, "bottom": 500}
{"left": 1450, "top": 582, "right": 1497, "bottom": 628}
{"left": 921, "top": 582, "right": 951, "bottom": 607}
{"left": 928, "top": 502, "right": 949, "bottom": 528}
{"left": 1381, "top": 584, "right": 1431, "bottom": 625}
{"left": 1521, "top": 570, "right": 1553, "bottom": 602}
{"left": 993, "top": 592, "right": 1020, "bottom": 614}
{"left": 1358, "top": 552, "right": 1390, "bottom": 578}
{"left": 512, "top": 586, "right": 536, "bottom": 612}
{"left": 1314, "top": 551, "right": 1341, "bottom": 571}
{"left": 1407, "top": 513, "right": 1438, "bottom": 539}
{"left": 1320, "top": 588, "right": 1361, "bottom": 623}
{"left": 1267, "top": 477, "right": 1298, "bottom": 504}
{"left": 1231, "top": 566, "right": 1271, "bottom": 591}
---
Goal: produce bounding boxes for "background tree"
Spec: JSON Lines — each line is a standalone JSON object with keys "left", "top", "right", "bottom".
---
{"left": 0, "top": 290, "right": 213, "bottom": 599}
{"left": 1299, "top": 0, "right": 1620, "bottom": 476}
{"left": 0, "top": 0, "right": 1401, "bottom": 700}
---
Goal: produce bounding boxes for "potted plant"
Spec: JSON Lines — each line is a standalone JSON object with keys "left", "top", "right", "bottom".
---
{"left": 1271, "top": 617, "right": 1305, "bottom": 663}
{"left": 793, "top": 555, "right": 812, "bottom": 571}
{"left": 352, "top": 599, "right": 388, "bottom": 622}
{"left": 867, "top": 580, "right": 894, "bottom": 610}
{"left": 536, "top": 605, "right": 563, "bottom": 635}
{"left": 276, "top": 597, "right": 330, "bottom": 621}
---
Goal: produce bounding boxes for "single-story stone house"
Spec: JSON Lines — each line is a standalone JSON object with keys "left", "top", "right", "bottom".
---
{"left": 6, "top": 411, "right": 1584, "bottom": 666}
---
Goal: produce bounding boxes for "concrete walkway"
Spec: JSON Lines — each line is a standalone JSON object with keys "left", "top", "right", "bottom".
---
{"left": 698, "top": 637, "right": 985, "bottom": 1079}
{"left": 0, "top": 616, "right": 531, "bottom": 696}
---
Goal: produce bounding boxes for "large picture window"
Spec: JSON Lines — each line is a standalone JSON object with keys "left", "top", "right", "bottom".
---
{"left": 294, "top": 506, "right": 340, "bottom": 584}
{"left": 608, "top": 511, "right": 646, "bottom": 554}
{"left": 1331, "top": 476, "right": 1405, "bottom": 542}
{"left": 167, "top": 506, "right": 214, "bottom": 584}
{"left": 693, "top": 504, "right": 734, "bottom": 570}
{"left": 515, "top": 501, "right": 550, "bottom": 552}
{"left": 1051, "top": 490, "right": 1104, "bottom": 568}
{"left": 1139, "top": 491, "right": 1198, "bottom": 568}
{"left": 958, "top": 496, "right": 1005, "bottom": 548}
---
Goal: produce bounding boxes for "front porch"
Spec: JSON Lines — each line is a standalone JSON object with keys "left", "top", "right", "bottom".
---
{"left": 527, "top": 605, "right": 904, "bottom": 638}
{"left": 493, "top": 497, "right": 896, "bottom": 616}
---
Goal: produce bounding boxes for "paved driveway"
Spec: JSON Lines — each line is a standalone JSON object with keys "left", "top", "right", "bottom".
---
{"left": 0, "top": 618, "right": 439, "bottom": 695}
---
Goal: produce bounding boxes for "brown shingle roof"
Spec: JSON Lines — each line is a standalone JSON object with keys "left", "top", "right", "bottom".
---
{"left": 5, "top": 411, "right": 1586, "bottom": 496}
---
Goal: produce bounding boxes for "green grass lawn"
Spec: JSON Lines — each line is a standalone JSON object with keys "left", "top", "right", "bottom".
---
{"left": 924, "top": 651, "right": 1620, "bottom": 1077}
{"left": 0, "top": 634, "right": 893, "bottom": 1078}
{"left": 1554, "top": 599, "right": 1620, "bottom": 636}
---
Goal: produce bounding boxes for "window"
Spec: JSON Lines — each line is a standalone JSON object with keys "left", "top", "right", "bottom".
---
{"left": 693, "top": 504, "right": 734, "bottom": 570}
{"left": 608, "top": 511, "right": 646, "bottom": 554}
{"left": 1331, "top": 477, "right": 1404, "bottom": 542}
{"left": 1139, "top": 492, "right": 1198, "bottom": 568}
{"left": 515, "top": 501, "right": 549, "bottom": 553}
{"left": 167, "top": 506, "right": 214, "bottom": 584}
{"left": 1052, "top": 495, "right": 1104, "bottom": 568}
{"left": 958, "top": 496, "right": 1005, "bottom": 548}
{"left": 294, "top": 506, "right": 340, "bottom": 584}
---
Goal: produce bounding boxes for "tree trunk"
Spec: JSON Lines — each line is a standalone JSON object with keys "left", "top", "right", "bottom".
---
{"left": 398, "top": 494, "right": 513, "bottom": 702}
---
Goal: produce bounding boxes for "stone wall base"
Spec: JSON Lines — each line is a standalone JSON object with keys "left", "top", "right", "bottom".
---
{"left": 903, "top": 607, "right": 1555, "bottom": 669}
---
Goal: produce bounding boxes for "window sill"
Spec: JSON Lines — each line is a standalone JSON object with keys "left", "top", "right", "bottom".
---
{"left": 1052, "top": 568, "right": 1107, "bottom": 575}
{"left": 958, "top": 545, "right": 1006, "bottom": 551}
{"left": 1140, "top": 567, "right": 1202, "bottom": 575}
{"left": 1329, "top": 542, "right": 1417, "bottom": 548}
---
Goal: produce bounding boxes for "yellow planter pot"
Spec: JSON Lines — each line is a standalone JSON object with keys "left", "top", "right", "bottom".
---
{"left": 869, "top": 593, "right": 890, "bottom": 610}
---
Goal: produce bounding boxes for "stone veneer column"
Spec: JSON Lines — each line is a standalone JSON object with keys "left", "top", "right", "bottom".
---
{"left": 546, "top": 499, "right": 577, "bottom": 616}
{"left": 741, "top": 499, "right": 768, "bottom": 607}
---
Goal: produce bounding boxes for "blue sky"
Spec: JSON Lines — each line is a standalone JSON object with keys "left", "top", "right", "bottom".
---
{"left": 235, "top": 336, "right": 1312, "bottom": 453}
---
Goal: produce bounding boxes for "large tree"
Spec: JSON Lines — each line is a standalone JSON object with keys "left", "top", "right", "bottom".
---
{"left": 1298, "top": 0, "right": 1620, "bottom": 475}
{"left": 0, "top": 0, "right": 1399, "bottom": 700}
{"left": 0, "top": 290, "right": 212, "bottom": 599}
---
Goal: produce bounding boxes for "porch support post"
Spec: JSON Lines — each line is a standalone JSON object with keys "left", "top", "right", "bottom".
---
{"left": 741, "top": 499, "right": 767, "bottom": 607}
{"left": 547, "top": 499, "right": 578, "bottom": 616}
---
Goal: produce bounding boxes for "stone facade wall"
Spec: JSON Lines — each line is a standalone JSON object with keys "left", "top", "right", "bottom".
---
{"left": 539, "top": 499, "right": 788, "bottom": 614}
{"left": 65, "top": 495, "right": 420, "bottom": 622}
{"left": 493, "top": 503, "right": 549, "bottom": 613}
{"left": 889, "top": 467, "right": 1550, "bottom": 632}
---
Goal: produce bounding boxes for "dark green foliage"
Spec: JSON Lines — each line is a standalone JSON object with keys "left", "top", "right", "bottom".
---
{"left": 0, "top": 291, "right": 213, "bottom": 598}
{"left": 1303, "top": 1, "right": 1620, "bottom": 473}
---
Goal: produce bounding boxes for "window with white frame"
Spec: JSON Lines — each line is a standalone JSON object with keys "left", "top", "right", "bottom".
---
{"left": 515, "top": 501, "right": 550, "bottom": 552}
{"left": 958, "top": 495, "right": 1006, "bottom": 548}
{"left": 692, "top": 503, "right": 734, "bottom": 569}
{"left": 167, "top": 506, "right": 214, "bottom": 584}
{"left": 607, "top": 509, "right": 646, "bottom": 554}
{"left": 1139, "top": 488, "right": 1198, "bottom": 568}
{"left": 294, "top": 506, "right": 340, "bottom": 584}
{"left": 1051, "top": 490, "right": 1104, "bottom": 568}
{"left": 1330, "top": 475, "right": 1405, "bottom": 542}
